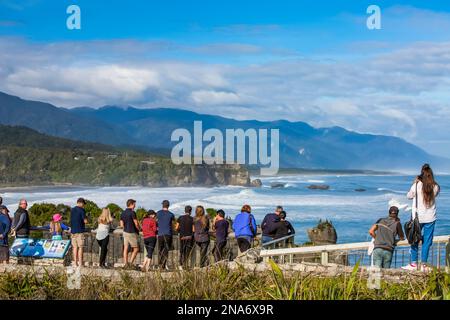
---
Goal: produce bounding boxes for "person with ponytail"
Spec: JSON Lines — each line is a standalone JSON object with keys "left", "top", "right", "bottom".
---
{"left": 402, "top": 164, "right": 440, "bottom": 271}
{"left": 47, "top": 213, "right": 70, "bottom": 240}
{"left": 193, "top": 205, "right": 210, "bottom": 267}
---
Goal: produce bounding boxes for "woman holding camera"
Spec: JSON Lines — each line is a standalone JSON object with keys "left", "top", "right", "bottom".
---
{"left": 402, "top": 164, "right": 440, "bottom": 271}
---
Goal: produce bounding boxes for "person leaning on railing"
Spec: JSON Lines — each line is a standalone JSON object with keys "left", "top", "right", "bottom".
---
{"left": 44, "top": 213, "right": 70, "bottom": 240}
{"left": 70, "top": 197, "right": 88, "bottom": 267}
{"left": 95, "top": 208, "right": 114, "bottom": 269}
{"left": 156, "top": 200, "right": 175, "bottom": 270}
{"left": 194, "top": 206, "right": 210, "bottom": 268}
{"left": 120, "top": 199, "right": 140, "bottom": 269}
{"left": 0, "top": 205, "right": 12, "bottom": 264}
{"left": 272, "top": 211, "right": 295, "bottom": 242}
{"left": 176, "top": 205, "right": 194, "bottom": 270}
{"left": 261, "top": 206, "right": 283, "bottom": 244}
{"left": 233, "top": 204, "right": 257, "bottom": 254}
{"left": 10, "top": 199, "right": 30, "bottom": 239}
{"left": 141, "top": 210, "right": 157, "bottom": 272}
{"left": 369, "top": 206, "right": 405, "bottom": 269}
{"left": 212, "top": 209, "right": 230, "bottom": 262}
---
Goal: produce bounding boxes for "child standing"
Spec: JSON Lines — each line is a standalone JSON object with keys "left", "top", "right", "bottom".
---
{"left": 48, "top": 213, "right": 70, "bottom": 240}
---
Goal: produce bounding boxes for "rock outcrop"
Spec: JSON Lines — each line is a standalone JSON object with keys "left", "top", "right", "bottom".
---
{"left": 307, "top": 184, "right": 330, "bottom": 190}
{"left": 251, "top": 179, "right": 263, "bottom": 188}
{"left": 307, "top": 219, "right": 338, "bottom": 245}
{"left": 271, "top": 182, "right": 286, "bottom": 189}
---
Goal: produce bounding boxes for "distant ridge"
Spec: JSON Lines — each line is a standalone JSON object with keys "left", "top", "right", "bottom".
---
{"left": 0, "top": 91, "right": 449, "bottom": 171}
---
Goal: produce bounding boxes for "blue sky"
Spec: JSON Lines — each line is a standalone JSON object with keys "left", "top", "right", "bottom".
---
{"left": 1, "top": 0, "right": 450, "bottom": 157}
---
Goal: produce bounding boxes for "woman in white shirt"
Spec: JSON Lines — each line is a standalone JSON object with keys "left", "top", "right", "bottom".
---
{"left": 95, "top": 208, "right": 113, "bottom": 268}
{"left": 402, "top": 164, "right": 440, "bottom": 271}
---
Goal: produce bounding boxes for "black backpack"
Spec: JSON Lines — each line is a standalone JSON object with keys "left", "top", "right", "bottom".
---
{"left": 404, "top": 183, "right": 422, "bottom": 245}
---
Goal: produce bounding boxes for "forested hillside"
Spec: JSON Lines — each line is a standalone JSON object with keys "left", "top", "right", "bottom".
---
{"left": 0, "top": 125, "right": 250, "bottom": 187}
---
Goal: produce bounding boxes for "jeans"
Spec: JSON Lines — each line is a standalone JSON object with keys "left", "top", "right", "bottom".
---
{"left": 372, "top": 248, "right": 393, "bottom": 268}
{"left": 262, "top": 235, "right": 273, "bottom": 244}
{"left": 179, "top": 237, "right": 194, "bottom": 267}
{"left": 196, "top": 241, "right": 210, "bottom": 267}
{"left": 411, "top": 221, "right": 435, "bottom": 263}
{"left": 213, "top": 240, "right": 227, "bottom": 262}
{"left": 158, "top": 235, "right": 172, "bottom": 268}
{"left": 97, "top": 235, "right": 109, "bottom": 267}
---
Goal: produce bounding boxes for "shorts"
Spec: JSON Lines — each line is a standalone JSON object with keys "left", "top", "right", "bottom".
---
{"left": 71, "top": 233, "right": 85, "bottom": 248}
{"left": 123, "top": 232, "right": 139, "bottom": 248}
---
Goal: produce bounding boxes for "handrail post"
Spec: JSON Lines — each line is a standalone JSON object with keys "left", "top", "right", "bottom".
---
{"left": 446, "top": 237, "right": 450, "bottom": 271}
{"left": 321, "top": 251, "right": 329, "bottom": 265}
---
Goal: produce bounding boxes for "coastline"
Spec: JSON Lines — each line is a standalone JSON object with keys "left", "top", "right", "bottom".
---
{"left": 0, "top": 170, "right": 406, "bottom": 191}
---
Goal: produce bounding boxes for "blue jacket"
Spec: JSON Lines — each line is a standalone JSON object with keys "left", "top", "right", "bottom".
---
{"left": 233, "top": 212, "right": 257, "bottom": 238}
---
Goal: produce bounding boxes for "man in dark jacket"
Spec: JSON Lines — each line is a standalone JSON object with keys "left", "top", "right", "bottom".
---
{"left": 261, "top": 206, "right": 283, "bottom": 244}
{"left": 273, "top": 211, "right": 295, "bottom": 240}
{"left": 11, "top": 199, "right": 30, "bottom": 239}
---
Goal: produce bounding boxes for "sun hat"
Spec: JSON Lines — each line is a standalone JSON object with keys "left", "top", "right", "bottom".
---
{"left": 53, "top": 213, "right": 63, "bottom": 222}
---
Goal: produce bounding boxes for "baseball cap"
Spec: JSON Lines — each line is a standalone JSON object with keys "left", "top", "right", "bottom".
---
{"left": 389, "top": 206, "right": 399, "bottom": 215}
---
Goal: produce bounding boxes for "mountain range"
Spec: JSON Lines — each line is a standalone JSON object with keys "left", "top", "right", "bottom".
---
{"left": 0, "top": 91, "right": 448, "bottom": 171}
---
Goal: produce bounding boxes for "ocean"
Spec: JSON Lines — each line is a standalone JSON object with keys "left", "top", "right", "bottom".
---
{"left": 1, "top": 174, "right": 449, "bottom": 244}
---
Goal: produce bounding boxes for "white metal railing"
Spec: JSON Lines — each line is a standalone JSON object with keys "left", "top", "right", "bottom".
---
{"left": 260, "top": 235, "right": 450, "bottom": 268}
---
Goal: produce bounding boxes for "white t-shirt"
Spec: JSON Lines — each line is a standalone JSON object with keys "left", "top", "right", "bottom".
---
{"left": 95, "top": 223, "right": 111, "bottom": 240}
{"left": 407, "top": 181, "right": 440, "bottom": 224}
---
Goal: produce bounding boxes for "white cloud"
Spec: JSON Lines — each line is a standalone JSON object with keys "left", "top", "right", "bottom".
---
{"left": 191, "top": 90, "right": 241, "bottom": 106}
{"left": 1, "top": 37, "right": 450, "bottom": 156}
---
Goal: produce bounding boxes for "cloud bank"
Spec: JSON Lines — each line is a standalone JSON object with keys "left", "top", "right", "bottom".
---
{"left": 1, "top": 11, "right": 450, "bottom": 157}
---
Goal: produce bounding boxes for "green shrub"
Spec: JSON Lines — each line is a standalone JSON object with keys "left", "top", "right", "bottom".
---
{"left": 83, "top": 199, "right": 101, "bottom": 226}
{"left": 206, "top": 208, "right": 217, "bottom": 219}
{"left": 28, "top": 203, "right": 57, "bottom": 226}
{"left": 136, "top": 208, "right": 148, "bottom": 221}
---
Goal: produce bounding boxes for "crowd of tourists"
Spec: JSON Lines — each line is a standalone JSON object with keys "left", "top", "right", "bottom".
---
{"left": 0, "top": 196, "right": 295, "bottom": 271}
{"left": 0, "top": 163, "right": 441, "bottom": 272}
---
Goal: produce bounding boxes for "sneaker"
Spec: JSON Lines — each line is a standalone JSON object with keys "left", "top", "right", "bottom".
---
{"left": 401, "top": 263, "right": 418, "bottom": 271}
{"left": 178, "top": 266, "right": 183, "bottom": 271}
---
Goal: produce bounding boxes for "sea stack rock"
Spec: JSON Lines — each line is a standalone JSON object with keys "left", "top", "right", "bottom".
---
{"left": 251, "top": 179, "right": 263, "bottom": 188}
{"left": 355, "top": 188, "right": 366, "bottom": 192}
{"left": 307, "top": 220, "right": 337, "bottom": 245}
{"left": 270, "top": 182, "right": 286, "bottom": 189}
{"left": 307, "top": 184, "right": 330, "bottom": 190}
